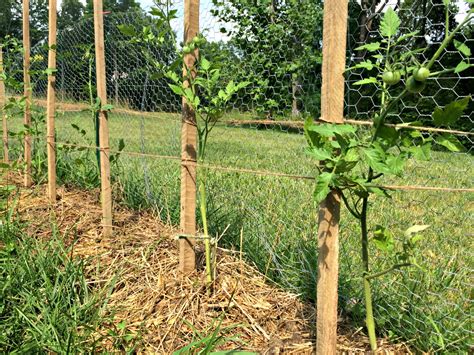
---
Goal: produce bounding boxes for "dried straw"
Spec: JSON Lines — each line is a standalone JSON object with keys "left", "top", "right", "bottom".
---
{"left": 11, "top": 179, "right": 411, "bottom": 353}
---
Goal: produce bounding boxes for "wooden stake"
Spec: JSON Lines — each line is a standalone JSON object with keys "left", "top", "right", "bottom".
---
{"left": 46, "top": 0, "right": 57, "bottom": 202}
{"left": 23, "top": 0, "right": 32, "bottom": 187}
{"left": 179, "top": 0, "right": 200, "bottom": 273}
{"left": 93, "top": 0, "right": 113, "bottom": 237}
{"left": 0, "top": 46, "right": 7, "bottom": 163}
{"left": 317, "top": 0, "right": 349, "bottom": 352}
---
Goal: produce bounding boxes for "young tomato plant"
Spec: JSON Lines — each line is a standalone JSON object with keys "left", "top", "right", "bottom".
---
{"left": 167, "top": 36, "right": 249, "bottom": 287}
{"left": 119, "top": 8, "right": 249, "bottom": 287}
{"left": 306, "top": 4, "right": 472, "bottom": 350}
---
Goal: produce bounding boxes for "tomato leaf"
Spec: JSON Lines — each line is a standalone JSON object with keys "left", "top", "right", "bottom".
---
{"left": 454, "top": 61, "right": 470, "bottom": 73}
{"left": 432, "top": 97, "right": 470, "bottom": 126}
{"left": 314, "top": 172, "right": 333, "bottom": 205}
{"left": 436, "top": 133, "right": 465, "bottom": 152}
{"left": 117, "top": 24, "right": 136, "bottom": 37}
{"left": 380, "top": 7, "right": 400, "bottom": 38}
{"left": 353, "top": 77, "right": 378, "bottom": 86}
{"left": 355, "top": 42, "right": 381, "bottom": 52}
{"left": 454, "top": 40, "right": 471, "bottom": 57}
{"left": 373, "top": 225, "right": 395, "bottom": 252}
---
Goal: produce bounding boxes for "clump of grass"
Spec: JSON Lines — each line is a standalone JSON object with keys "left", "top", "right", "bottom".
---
{"left": 0, "top": 218, "right": 107, "bottom": 353}
{"left": 7, "top": 108, "right": 473, "bottom": 352}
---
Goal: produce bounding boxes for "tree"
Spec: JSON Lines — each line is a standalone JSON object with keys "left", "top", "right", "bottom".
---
{"left": 0, "top": 0, "right": 22, "bottom": 40}
{"left": 58, "top": 0, "right": 85, "bottom": 31}
{"left": 211, "top": 0, "right": 324, "bottom": 118}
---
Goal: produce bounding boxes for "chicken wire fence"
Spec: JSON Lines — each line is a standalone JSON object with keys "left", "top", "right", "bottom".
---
{"left": 1, "top": 0, "right": 473, "bottom": 352}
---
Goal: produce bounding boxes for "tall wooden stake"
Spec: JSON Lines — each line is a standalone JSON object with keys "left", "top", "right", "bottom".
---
{"left": 46, "top": 0, "right": 57, "bottom": 202}
{"left": 317, "top": 0, "right": 349, "bottom": 352}
{"left": 93, "top": 0, "right": 113, "bottom": 237}
{"left": 23, "top": 0, "right": 32, "bottom": 187}
{"left": 0, "top": 46, "right": 7, "bottom": 163}
{"left": 179, "top": 0, "right": 200, "bottom": 273}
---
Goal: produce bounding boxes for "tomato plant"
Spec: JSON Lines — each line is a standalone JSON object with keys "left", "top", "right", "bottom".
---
{"left": 306, "top": 3, "right": 473, "bottom": 350}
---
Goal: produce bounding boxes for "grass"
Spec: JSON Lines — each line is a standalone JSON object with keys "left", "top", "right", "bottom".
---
{"left": 0, "top": 200, "right": 109, "bottom": 353}
{"left": 5, "top": 106, "right": 474, "bottom": 352}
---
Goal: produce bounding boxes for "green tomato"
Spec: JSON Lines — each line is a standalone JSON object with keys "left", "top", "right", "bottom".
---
{"left": 406, "top": 76, "right": 426, "bottom": 93}
{"left": 382, "top": 71, "right": 401, "bottom": 85}
{"left": 183, "top": 45, "right": 192, "bottom": 54}
{"left": 192, "top": 36, "right": 200, "bottom": 44}
{"left": 413, "top": 67, "right": 430, "bottom": 82}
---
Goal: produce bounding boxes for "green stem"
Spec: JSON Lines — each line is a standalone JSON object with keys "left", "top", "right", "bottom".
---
{"left": 365, "top": 263, "right": 412, "bottom": 280}
{"left": 360, "top": 197, "right": 377, "bottom": 351}
{"left": 198, "top": 174, "right": 212, "bottom": 289}
{"left": 426, "top": 12, "right": 472, "bottom": 70}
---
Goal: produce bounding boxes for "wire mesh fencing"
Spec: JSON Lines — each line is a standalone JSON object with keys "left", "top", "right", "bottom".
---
{"left": 1, "top": 0, "right": 473, "bottom": 352}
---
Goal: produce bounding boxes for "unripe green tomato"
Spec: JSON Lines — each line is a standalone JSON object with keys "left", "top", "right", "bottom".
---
{"left": 413, "top": 67, "right": 430, "bottom": 82}
{"left": 406, "top": 76, "right": 426, "bottom": 93}
{"left": 183, "top": 45, "right": 192, "bottom": 54}
{"left": 192, "top": 36, "right": 200, "bottom": 44}
{"left": 382, "top": 71, "right": 401, "bottom": 85}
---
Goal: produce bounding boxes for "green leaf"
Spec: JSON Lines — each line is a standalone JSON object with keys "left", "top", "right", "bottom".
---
{"left": 385, "top": 154, "right": 405, "bottom": 175}
{"left": 409, "top": 143, "right": 431, "bottom": 160}
{"left": 200, "top": 56, "right": 211, "bottom": 71}
{"left": 352, "top": 60, "right": 375, "bottom": 70}
{"left": 307, "top": 147, "right": 333, "bottom": 161}
{"left": 168, "top": 84, "right": 184, "bottom": 96}
{"left": 117, "top": 320, "right": 127, "bottom": 331}
{"left": 373, "top": 225, "right": 395, "bottom": 252}
{"left": 437, "top": 133, "right": 465, "bottom": 152}
{"left": 117, "top": 24, "right": 136, "bottom": 37}
{"left": 432, "top": 97, "right": 470, "bottom": 126}
{"left": 353, "top": 77, "right": 378, "bottom": 86}
{"left": 404, "top": 225, "right": 429, "bottom": 237}
{"left": 454, "top": 61, "right": 470, "bottom": 73}
{"left": 102, "top": 104, "right": 113, "bottom": 111}
{"left": 314, "top": 172, "right": 333, "bottom": 205}
{"left": 378, "top": 125, "right": 399, "bottom": 146}
{"left": 442, "top": 0, "right": 450, "bottom": 5}
{"left": 355, "top": 42, "right": 381, "bottom": 52}
{"left": 380, "top": 7, "right": 400, "bottom": 38}
{"left": 363, "top": 145, "right": 390, "bottom": 174}
{"left": 395, "top": 30, "right": 419, "bottom": 43}
{"left": 454, "top": 40, "right": 471, "bottom": 57}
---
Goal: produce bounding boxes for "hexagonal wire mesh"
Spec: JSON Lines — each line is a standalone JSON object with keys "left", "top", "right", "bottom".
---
{"left": 1, "top": 0, "right": 472, "bottom": 351}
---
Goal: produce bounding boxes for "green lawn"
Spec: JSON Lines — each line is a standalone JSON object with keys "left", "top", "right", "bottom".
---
{"left": 5, "top": 107, "right": 474, "bottom": 352}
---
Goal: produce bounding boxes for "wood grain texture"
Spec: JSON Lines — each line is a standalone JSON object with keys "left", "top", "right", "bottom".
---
{"left": 317, "top": 0, "right": 349, "bottom": 353}
{"left": 179, "top": 0, "right": 200, "bottom": 273}
{"left": 47, "top": 0, "right": 57, "bottom": 202}
{"left": 93, "top": 0, "right": 113, "bottom": 237}
{"left": 23, "top": 0, "right": 32, "bottom": 187}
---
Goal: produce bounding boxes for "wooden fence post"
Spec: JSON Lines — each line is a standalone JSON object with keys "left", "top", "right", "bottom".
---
{"left": 317, "top": 0, "right": 349, "bottom": 353}
{"left": 47, "top": 0, "right": 57, "bottom": 202}
{"left": 0, "top": 46, "right": 7, "bottom": 163}
{"left": 179, "top": 0, "right": 200, "bottom": 273}
{"left": 93, "top": 0, "right": 113, "bottom": 237}
{"left": 23, "top": 0, "right": 32, "bottom": 187}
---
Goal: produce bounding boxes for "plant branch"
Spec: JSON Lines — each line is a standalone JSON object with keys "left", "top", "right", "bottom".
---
{"left": 364, "top": 263, "right": 412, "bottom": 280}
{"left": 339, "top": 189, "right": 361, "bottom": 219}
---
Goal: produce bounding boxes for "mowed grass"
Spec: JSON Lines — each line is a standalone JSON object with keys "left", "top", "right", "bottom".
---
{"left": 5, "top": 107, "right": 474, "bottom": 352}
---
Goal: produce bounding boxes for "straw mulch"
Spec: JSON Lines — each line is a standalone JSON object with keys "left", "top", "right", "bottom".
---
{"left": 10, "top": 181, "right": 410, "bottom": 354}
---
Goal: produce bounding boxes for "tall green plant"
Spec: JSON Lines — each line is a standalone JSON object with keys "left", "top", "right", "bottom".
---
{"left": 305, "top": 4, "right": 472, "bottom": 350}
{"left": 166, "top": 37, "right": 249, "bottom": 286}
